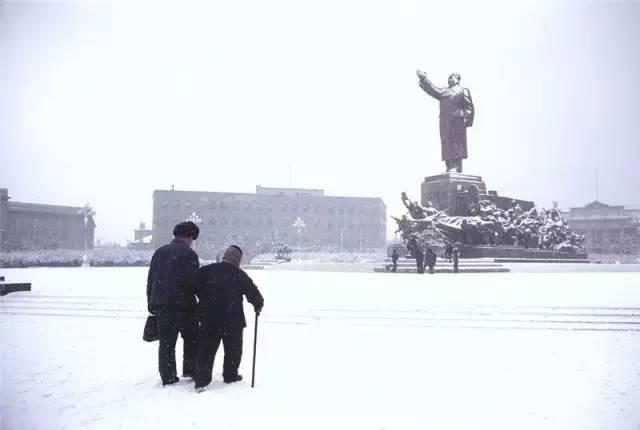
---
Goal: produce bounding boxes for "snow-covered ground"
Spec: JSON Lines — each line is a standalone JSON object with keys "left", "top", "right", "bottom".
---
{"left": 2, "top": 267, "right": 640, "bottom": 429}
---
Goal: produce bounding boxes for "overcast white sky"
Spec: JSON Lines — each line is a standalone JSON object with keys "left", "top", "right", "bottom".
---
{"left": 2, "top": 0, "right": 639, "bottom": 244}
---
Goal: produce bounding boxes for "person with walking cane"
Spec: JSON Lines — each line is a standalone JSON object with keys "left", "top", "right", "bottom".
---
{"left": 193, "top": 245, "right": 264, "bottom": 393}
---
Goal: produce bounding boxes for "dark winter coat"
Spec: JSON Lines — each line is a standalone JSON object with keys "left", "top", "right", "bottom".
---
{"left": 195, "top": 262, "right": 264, "bottom": 330}
{"left": 147, "top": 239, "right": 200, "bottom": 310}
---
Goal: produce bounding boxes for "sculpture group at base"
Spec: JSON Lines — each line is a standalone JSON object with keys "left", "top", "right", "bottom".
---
{"left": 393, "top": 192, "right": 585, "bottom": 255}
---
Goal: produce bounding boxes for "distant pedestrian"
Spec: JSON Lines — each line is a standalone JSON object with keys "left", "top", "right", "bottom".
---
{"left": 407, "top": 237, "right": 424, "bottom": 274}
{"left": 194, "top": 245, "right": 264, "bottom": 392}
{"left": 147, "top": 221, "right": 200, "bottom": 386}
{"left": 425, "top": 248, "right": 437, "bottom": 274}
{"left": 391, "top": 248, "right": 399, "bottom": 272}
{"left": 445, "top": 243, "right": 453, "bottom": 263}
{"left": 452, "top": 246, "right": 460, "bottom": 273}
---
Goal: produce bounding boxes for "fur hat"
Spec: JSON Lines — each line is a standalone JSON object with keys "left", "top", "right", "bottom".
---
{"left": 222, "top": 245, "right": 243, "bottom": 267}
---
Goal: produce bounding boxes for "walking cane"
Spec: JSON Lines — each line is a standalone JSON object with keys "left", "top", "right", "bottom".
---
{"left": 251, "top": 312, "right": 259, "bottom": 388}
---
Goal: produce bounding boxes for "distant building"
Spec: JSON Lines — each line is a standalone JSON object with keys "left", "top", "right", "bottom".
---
{"left": 566, "top": 201, "right": 639, "bottom": 254}
{"left": 0, "top": 188, "right": 96, "bottom": 251}
{"left": 128, "top": 222, "right": 153, "bottom": 250}
{"left": 152, "top": 186, "right": 386, "bottom": 256}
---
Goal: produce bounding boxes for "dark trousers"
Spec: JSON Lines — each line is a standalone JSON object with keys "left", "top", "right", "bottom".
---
{"left": 392, "top": 260, "right": 398, "bottom": 272}
{"left": 155, "top": 307, "right": 198, "bottom": 383}
{"left": 195, "top": 326, "right": 244, "bottom": 388}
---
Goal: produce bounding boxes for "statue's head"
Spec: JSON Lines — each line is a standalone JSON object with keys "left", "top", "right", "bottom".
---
{"left": 447, "top": 73, "right": 461, "bottom": 87}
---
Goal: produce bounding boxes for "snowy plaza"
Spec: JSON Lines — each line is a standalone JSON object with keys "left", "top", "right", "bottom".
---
{"left": 2, "top": 266, "right": 640, "bottom": 429}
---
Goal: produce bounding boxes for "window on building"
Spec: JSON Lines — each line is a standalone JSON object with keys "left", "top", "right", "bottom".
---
{"left": 593, "top": 230, "right": 603, "bottom": 244}
{"left": 281, "top": 204, "right": 288, "bottom": 212}
{"left": 209, "top": 202, "right": 216, "bottom": 210}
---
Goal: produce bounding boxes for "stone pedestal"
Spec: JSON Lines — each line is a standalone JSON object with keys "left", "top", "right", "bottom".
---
{"left": 421, "top": 173, "right": 487, "bottom": 216}
{"left": 421, "top": 172, "right": 534, "bottom": 216}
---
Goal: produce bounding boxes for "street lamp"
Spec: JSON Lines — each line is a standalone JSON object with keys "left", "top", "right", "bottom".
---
{"left": 186, "top": 211, "right": 202, "bottom": 224}
{"left": 186, "top": 212, "right": 202, "bottom": 250}
{"left": 78, "top": 202, "right": 95, "bottom": 265}
{"left": 292, "top": 217, "right": 306, "bottom": 261}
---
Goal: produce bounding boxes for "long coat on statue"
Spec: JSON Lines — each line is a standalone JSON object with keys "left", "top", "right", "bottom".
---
{"left": 419, "top": 79, "right": 474, "bottom": 161}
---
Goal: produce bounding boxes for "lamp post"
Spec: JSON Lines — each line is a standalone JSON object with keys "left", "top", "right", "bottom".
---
{"left": 78, "top": 202, "right": 95, "bottom": 265}
{"left": 186, "top": 211, "right": 202, "bottom": 250}
{"left": 292, "top": 217, "right": 306, "bottom": 261}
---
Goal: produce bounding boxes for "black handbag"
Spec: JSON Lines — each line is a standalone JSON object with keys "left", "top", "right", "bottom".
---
{"left": 143, "top": 315, "right": 158, "bottom": 342}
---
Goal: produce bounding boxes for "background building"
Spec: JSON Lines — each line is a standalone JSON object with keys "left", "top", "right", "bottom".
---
{"left": 0, "top": 188, "right": 96, "bottom": 251}
{"left": 152, "top": 186, "right": 386, "bottom": 257}
{"left": 566, "top": 201, "right": 639, "bottom": 254}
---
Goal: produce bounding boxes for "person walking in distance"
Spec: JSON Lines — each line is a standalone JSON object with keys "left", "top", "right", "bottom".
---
{"left": 391, "top": 248, "right": 399, "bottom": 273}
{"left": 194, "top": 245, "right": 264, "bottom": 392}
{"left": 445, "top": 242, "right": 453, "bottom": 263}
{"left": 425, "top": 248, "right": 437, "bottom": 274}
{"left": 407, "top": 237, "right": 424, "bottom": 274}
{"left": 452, "top": 246, "right": 461, "bottom": 274}
{"left": 147, "top": 221, "right": 200, "bottom": 385}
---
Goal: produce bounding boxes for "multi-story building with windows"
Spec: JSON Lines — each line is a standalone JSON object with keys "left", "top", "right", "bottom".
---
{"left": 152, "top": 186, "right": 386, "bottom": 257}
{"left": 566, "top": 201, "right": 639, "bottom": 254}
{"left": 0, "top": 188, "right": 96, "bottom": 251}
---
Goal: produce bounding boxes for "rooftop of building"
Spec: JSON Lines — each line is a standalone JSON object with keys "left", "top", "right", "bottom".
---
{"left": 153, "top": 187, "right": 385, "bottom": 204}
{"left": 8, "top": 201, "right": 88, "bottom": 216}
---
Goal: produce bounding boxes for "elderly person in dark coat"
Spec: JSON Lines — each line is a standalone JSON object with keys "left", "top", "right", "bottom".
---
{"left": 194, "top": 245, "right": 264, "bottom": 392}
{"left": 147, "top": 221, "right": 200, "bottom": 385}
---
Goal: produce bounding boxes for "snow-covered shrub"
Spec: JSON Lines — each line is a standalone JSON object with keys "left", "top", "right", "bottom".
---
{"left": 0, "top": 250, "right": 84, "bottom": 268}
{"left": 88, "top": 249, "right": 153, "bottom": 267}
{"left": 253, "top": 251, "right": 385, "bottom": 263}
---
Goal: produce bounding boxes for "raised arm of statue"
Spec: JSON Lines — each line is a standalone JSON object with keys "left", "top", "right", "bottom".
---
{"left": 401, "top": 192, "right": 411, "bottom": 210}
{"left": 463, "top": 88, "right": 475, "bottom": 127}
{"left": 417, "top": 70, "right": 444, "bottom": 100}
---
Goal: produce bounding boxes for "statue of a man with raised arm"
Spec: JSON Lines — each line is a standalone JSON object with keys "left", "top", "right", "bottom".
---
{"left": 417, "top": 70, "right": 475, "bottom": 173}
